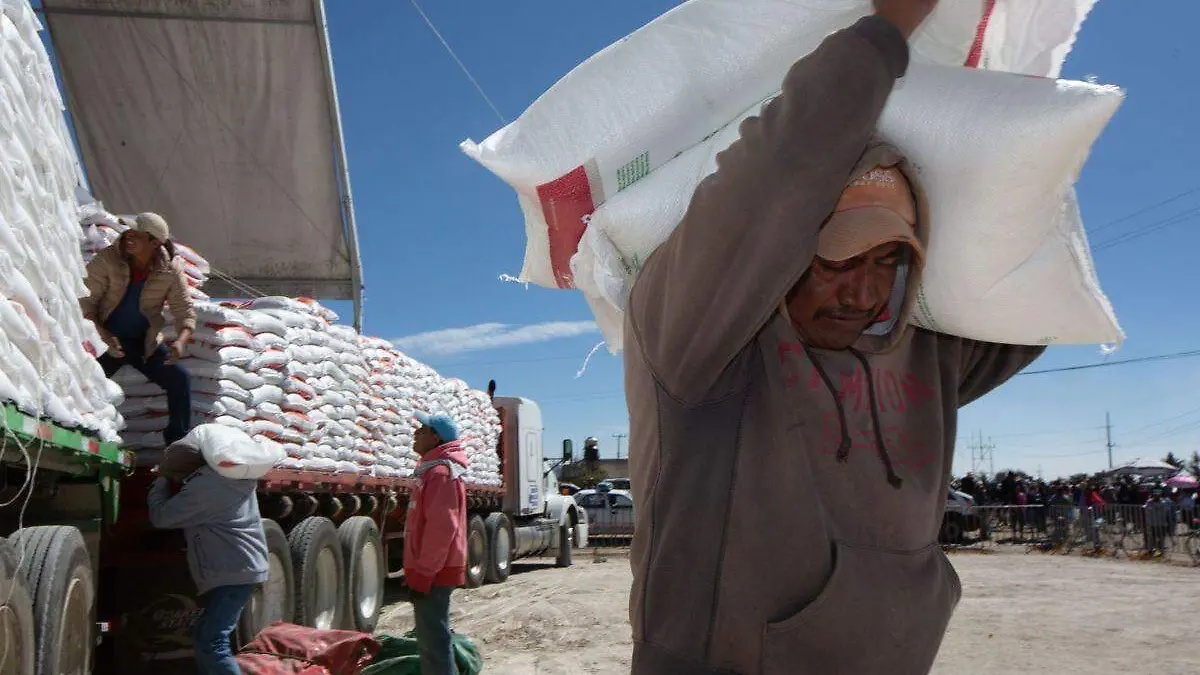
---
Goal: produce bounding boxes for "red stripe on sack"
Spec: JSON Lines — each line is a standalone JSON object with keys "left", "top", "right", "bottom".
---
{"left": 536, "top": 165, "right": 596, "bottom": 289}
{"left": 965, "top": 0, "right": 997, "bottom": 68}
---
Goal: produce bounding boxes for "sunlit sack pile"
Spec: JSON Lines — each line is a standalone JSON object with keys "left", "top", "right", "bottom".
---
{"left": 97, "top": 228, "right": 503, "bottom": 483}
{"left": 0, "top": 2, "right": 122, "bottom": 442}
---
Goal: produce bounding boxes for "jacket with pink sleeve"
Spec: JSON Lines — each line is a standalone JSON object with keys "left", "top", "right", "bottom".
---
{"left": 403, "top": 441, "right": 469, "bottom": 593}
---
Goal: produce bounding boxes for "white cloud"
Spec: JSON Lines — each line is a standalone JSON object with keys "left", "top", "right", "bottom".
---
{"left": 392, "top": 321, "right": 599, "bottom": 357}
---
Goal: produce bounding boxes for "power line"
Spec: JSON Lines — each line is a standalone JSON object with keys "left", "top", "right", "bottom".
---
{"left": 1089, "top": 185, "right": 1200, "bottom": 234}
{"left": 1093, "top": 205, "right": 1200, "bottom": 252}
{"left": 1019, "top": 348, "right": 1200, "bottom": 376}
{"left": 964, "top": 425, "right": 1105, "bottom": 441}
{"left": 408, "top": 0, "right": 507, "bottom": 125}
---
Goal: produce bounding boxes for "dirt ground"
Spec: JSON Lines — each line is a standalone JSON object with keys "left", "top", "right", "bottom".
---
{"left": 376, "top": 548, "right": 1197, "bottom": 674}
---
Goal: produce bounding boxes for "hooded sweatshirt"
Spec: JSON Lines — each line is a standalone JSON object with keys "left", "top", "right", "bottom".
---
{"left": 624, "top": 16, "right": 1045, "bottom": 675}
{"left": 404, "top": 440, "right": 469, "bottom": 594}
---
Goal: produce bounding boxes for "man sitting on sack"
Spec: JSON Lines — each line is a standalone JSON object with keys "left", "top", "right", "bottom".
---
{"left": 80, "top": 212, "right": 195, "bottom": 445}
{"left": 623, "top": 1, "right": 1045, "bottom": 674}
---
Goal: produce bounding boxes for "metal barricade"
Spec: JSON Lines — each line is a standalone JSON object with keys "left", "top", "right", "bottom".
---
{"left": 945, "top": 502, "right": 1200, "bottom": 566}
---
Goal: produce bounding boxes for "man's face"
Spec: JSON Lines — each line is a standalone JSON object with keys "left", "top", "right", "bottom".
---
{"left": 786, "top": 241, "right": 906, "bottom": 350}
{"left": 122, "top": 230, "right": 157, "bottom": 258}
{"left": 414, "top": 425, "right": 440, "bottom": 456}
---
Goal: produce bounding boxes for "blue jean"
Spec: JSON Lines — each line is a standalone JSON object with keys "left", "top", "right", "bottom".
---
{"left": 98, "top": 341, "right": 191, "bottom": 445}
{"left": 413, "top": 586, "right": 458, "bottom": 675}
{"left": 193, "top": 583, "right": 255, "bottom": 675}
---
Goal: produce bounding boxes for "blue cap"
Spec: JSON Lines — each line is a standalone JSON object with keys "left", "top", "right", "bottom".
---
{"left": 415, "top": 412, "right": 459, "bottom": 442}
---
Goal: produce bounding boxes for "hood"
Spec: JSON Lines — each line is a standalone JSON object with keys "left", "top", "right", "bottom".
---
{"left": 847, "top": 135, "right": 930, "bottom": 355}
{"left": 788, "top": 136, "right": 931, "bottom": 490}
{"left": 415, "top": 440, "right": 469, "bottom": 479}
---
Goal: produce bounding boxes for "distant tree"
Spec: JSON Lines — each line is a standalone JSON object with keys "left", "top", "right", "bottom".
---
{"left": 577, "top": 467, "right": 609, "bottom": 489}
{"left": 1163, "top": 452, "right": 1185, "bottom": 469}
{"left": 1190, "top": 451, "right": 1200, "bottom": 478}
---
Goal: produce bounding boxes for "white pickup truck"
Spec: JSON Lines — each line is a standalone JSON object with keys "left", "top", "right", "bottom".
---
{"left": 941, "top": 488, "right": 982, "bottom": 543}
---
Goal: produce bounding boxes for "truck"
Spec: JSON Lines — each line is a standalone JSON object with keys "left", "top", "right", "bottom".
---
{"left": 0, "top": 389, "right": 587, "bottom": 673}
{"left": 3, "top": 2, "right": 592, "bottom": 671}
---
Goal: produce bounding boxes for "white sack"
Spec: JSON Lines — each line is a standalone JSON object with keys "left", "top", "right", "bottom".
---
{"left": 462, "top": 0, "right": 1095, "bottom": 288}
{"left": 180, "top": 423, "right": 284, "bottom": 480}
{"left": 571, "top": 64, "right": 1123, "bottom": 350}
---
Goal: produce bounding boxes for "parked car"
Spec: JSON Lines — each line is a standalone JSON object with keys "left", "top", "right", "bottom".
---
{"left": 598, "top": 478, "right": 632, "bottom": 491}
{"left": 575, "top": 488, "right": 635, "bottom": 538}
{"left": 942, "top": 488, "right": 981, "bottom": 543}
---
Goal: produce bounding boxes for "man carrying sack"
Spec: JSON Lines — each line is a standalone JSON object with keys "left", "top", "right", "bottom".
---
{"left": 623, "top": 1, "right": 1045, "bottom": 673}
{"left": 148, "top": 430, "right": 269, "bottom": 675}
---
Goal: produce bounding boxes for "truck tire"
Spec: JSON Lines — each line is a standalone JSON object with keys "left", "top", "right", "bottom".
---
{"left": 940, "top": 517, "right": 964, "bottom": 545}
{"left": 484, "top": 513, "right": 513, "bottom": 584}
{"left": 0, "top": 539, "right": 36, "bottom": 675}
{"left": 464, "top": 515, "right": 488, "bottom": 589}
{"left": 237, "top": 519, "right": 294, "bottom": 645}
{"left": 9, "top": 526, "right": 94, "bottom": 675}
{"left": 556, "top": 524, "right": 573, "bottom": 568}
{"left": 288, "top": 517, "right": 346, "bottom": 630}
{"left": 339, "top": 517, "right": 384, "bottom": 632}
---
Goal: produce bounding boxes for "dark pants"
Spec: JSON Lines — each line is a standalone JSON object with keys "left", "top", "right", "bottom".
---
{"left": 413, "top": 586, "right": 458, "bottom": 675}
{"left": 98, "top": 342, "right": 191, "bottom": 445}
{"left": 193, "top": 583, "right": 255, "bottom": 675}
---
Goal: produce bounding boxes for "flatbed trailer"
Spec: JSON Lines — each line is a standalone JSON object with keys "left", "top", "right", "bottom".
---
{"left": 1, "top": 396, "right": 587, "bottom": 674}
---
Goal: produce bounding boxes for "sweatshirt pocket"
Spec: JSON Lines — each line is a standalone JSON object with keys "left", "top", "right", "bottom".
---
{"left": 761, "top": 542, "right": 959, "bottom": 675}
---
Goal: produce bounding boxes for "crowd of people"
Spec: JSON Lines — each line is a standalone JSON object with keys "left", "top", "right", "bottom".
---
{"left": 952, "top": 470, "right": 1198, "bottom": 553}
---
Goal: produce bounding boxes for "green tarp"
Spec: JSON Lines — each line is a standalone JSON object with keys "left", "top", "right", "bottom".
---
{"left": 362, "top": 632, "right": 483, "bottom": 675}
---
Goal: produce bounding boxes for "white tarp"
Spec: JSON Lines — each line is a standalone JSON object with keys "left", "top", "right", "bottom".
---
{"left": 39, "top": 0, "right": 362, "bottom": 319}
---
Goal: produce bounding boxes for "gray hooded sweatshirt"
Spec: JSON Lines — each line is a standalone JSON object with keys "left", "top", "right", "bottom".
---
{"left": 624, "top": 15, "right": 1045, "bottom": 675}
{"left": 148, "top": 467, "right": 269, "bottom": 596}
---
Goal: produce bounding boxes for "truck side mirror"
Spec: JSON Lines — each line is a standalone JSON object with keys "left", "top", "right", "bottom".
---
{"left": 562, "top": 439, "right": 573, "bottom": 463}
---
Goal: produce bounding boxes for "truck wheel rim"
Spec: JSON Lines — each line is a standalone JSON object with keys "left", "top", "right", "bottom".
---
{"left": 496, "top": 528, "right": 511, "bottom": 574}
{"left": 57, "top": 575, "right": 91, "bottom": 675}
{"left": 358, "top": 541, "right": 381, "bottom": 619}
{"left": 469, "top": 529, "right": 485, "bottom": 579}
{"left": 264, "top": 552, "right": 289, "bottom": 625}
{"left": 0, "top": 606, "right": 21, "bottom": 675}
{"left": 314, "top": 548, "right": 338, "bottom": 629}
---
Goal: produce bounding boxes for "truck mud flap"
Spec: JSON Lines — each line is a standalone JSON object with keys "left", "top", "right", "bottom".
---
{"left": 96, "top": 552, "right": 200, "bottom": 674}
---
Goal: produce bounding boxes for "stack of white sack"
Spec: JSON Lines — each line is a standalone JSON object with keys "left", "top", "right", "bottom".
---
{"left": 78, "top": 204, "right": 213, "bottom": 303}
{"left": 0, "top": 1, "right": 122, "bottom": 442}
{"left": 462, "top": 0, "right": 1123, "bottom": 352}
{"left": 235, "top": 296, "right": 364, "bottom": 475}
{"left": 114, "top": 302, "right": 284, "bottom": 451}
{"left": 359, "top": 337, "right": 422, "bottom": 478}
{"left": 413, "top": 375, "right": 503, "bottom": 486}
{"left": 454, "top": 386, "right": 503, "bottom": 487}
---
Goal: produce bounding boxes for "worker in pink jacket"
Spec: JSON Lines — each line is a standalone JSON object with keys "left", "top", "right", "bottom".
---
{"left": 405, "top": 412, "right": 468, "bottom": 675}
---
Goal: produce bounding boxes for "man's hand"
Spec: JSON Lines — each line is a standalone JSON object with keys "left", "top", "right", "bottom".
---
{"left": 873, "top": 0, "right": 939, "bottom": 40}
{"left": 168, "top": 328, "right": 192, "bottom": 363}
{"left": 107, "top": 342, "right": 126, "bottom": 359}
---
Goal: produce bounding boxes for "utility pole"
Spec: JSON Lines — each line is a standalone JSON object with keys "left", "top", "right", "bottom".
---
{"left": 969, "top": 430, "right": 995, "bottom": 477}
{"left": 612, "top": 433, "right": 628, "bottom": 460}
{"left": 1105, "top": 412, "right": 1114, "bottom": 470}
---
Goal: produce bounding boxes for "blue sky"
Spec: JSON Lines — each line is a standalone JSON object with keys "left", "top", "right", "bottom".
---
{"left": 321, "top": 1, "right": 1200, "bottom": 478}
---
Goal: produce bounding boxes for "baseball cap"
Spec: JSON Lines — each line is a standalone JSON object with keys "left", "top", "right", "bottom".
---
{"left": 415, "top": 412, "right": 459, "bottom": 442}
{"left": 125, "top": 212, "right": 170, "bottom": 242}
{"left": 817, "top": 166, "right": 924, "bottom": 264}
